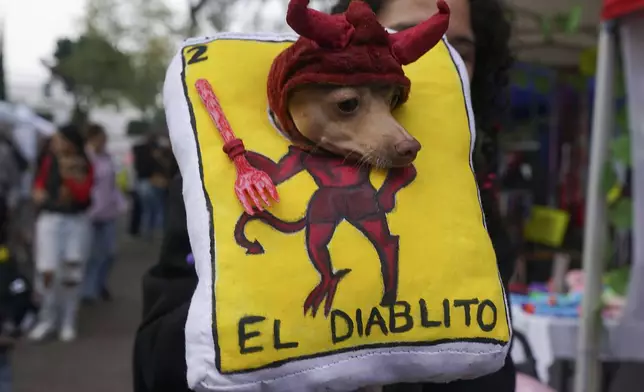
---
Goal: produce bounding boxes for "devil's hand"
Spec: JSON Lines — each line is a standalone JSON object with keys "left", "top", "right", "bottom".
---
{"left": 246, "top": 151, "right": 273, "bottom": 169}
{"left": 377, "top": 191, "right": 396, "bottom": 213}
{"left": 377, "top": 165, "right": 417, "bottom": 213}
{"left": 245, "top": 147, "right": 304, "bottom": 185}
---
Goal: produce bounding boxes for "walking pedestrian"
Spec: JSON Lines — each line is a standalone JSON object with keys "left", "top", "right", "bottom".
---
{"left": 133, "top": 135, "right": 163, "bottom": 239}
{"left": 82, "top": 124, "right": 125, "bottom": 302}
{"left": 29, "top": 124, "right": 93, "bottom": 342}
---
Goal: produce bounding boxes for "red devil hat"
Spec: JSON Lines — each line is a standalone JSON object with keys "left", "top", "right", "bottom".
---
{"left": 267, "top": 0, "right": 451, "bottom": 144}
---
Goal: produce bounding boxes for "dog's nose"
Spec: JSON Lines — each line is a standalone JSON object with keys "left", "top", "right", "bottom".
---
{"left": 394, "top": 139, "right": 421, "bottom": 159}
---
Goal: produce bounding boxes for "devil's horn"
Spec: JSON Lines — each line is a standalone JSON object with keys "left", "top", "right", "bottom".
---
{"left": 287, "top": 0, "right": 354, "bottom": 49}
{"left": 390, "top": 0, "right": 451, "bottom": 65}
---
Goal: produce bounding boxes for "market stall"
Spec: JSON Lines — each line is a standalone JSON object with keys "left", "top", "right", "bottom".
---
{"left": 577, "top": 2, "right": 644, "bottom": 391}
{"left": 501, "top": 1, "right": 644, "bottom": 391}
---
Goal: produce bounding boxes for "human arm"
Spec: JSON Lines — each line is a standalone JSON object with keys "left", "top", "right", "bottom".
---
{"left": 133, "top": 174, "right": 196, "bottom": 392}
{"left": 478, "top": 181, "right": 516, "bottom": 287}
{"left": 33, "top": 154, "right": 52, "bottom": 204}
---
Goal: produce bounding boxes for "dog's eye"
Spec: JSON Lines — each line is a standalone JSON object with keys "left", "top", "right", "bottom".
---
{"left": 337, "top": 98, "right": 359, "bottom": 114}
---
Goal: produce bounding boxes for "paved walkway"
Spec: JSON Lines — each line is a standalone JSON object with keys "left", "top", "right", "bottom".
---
{"left": 12, "top": 233, "right": 158, "bottom": 392}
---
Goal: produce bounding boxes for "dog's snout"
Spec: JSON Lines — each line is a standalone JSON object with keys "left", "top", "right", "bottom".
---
{"left": 394, "top": 139, "right": 421, "bottom": 159}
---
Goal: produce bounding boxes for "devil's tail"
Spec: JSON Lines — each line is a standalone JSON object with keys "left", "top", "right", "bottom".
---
{"left": 234, "top": 211, "right": 306, "bottom": 255}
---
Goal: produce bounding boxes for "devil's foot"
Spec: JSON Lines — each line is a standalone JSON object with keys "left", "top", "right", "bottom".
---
{"left": 303, "top": 269, "right": 351, "bottom": 317}
{"left": 380, "top": 290, "right": 397, "bottom": 307}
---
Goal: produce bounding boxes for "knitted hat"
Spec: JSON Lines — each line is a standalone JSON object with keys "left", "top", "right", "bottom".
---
{"left": 267, "top": 0, "right": 450, "bottom": 144}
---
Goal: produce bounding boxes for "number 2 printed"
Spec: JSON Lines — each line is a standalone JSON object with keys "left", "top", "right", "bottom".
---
{"left": 187, "top": 45, "right": 208, "bottom": 65}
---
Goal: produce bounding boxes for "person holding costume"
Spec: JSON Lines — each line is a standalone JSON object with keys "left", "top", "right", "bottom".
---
{"left": 329, "top": 1, "right": 516, "bottom": 390}
{"left": 134, "top": 0, "right": 513, "bottom": 391}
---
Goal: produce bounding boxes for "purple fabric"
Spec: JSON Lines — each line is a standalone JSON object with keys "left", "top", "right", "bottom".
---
{"left": 186, "top": 253, "right": 194, "bottom": 265}
{"left": 88, "top": 150, "right": 122, "bottom": 222}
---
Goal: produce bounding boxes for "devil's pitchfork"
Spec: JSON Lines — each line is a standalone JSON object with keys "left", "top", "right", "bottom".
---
{"left": 195, "top": 79, "right": 279, "bottom": 214}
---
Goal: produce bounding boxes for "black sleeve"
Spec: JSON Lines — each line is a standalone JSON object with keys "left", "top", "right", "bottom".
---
{"left": 133, "top": 174, "right": 197, "bottom": 392}
{"left": 479, "top": 186, "right": 516, "bottom": 288}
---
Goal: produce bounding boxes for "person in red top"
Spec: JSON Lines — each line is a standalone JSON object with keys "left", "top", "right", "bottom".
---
{"left": 29, "top": 124, "right": 94, "bottom": 343}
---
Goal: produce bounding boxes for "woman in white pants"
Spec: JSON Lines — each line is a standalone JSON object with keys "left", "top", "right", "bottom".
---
{"left": 29, "top": 125, "right": 93, "bottom": 342}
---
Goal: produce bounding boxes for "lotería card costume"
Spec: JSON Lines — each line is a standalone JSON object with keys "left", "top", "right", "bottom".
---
{"left": 163, "top": 0, "right": 511, "bottom": 391}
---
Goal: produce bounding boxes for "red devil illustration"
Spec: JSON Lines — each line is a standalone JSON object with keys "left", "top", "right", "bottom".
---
{"left": 194, "top": 0, "right": 450, "bottom": 319}
{"left": 234, "top": 147, "right": 416, "bottom": 318}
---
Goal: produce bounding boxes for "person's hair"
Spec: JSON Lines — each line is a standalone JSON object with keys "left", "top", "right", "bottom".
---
{"left": 58, "top": 124, "right": 90, "bottom": 161}
{"left": 330, "top": 0, "right": 513, "bottom": 172}
{"left": 85, "top": 123, "right": 106, "bottom": 141}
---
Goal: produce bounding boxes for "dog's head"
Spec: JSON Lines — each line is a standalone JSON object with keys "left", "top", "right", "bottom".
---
{"left": 288, "top": 84, "right": 420, "bottom": 168}
{"left": 267, "top": 0, "right": 450, "bottom": 168}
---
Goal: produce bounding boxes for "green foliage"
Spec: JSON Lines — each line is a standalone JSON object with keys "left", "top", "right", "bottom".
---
{"left": 610, "top": 134, "right": 631, "bottom": 165}
{"left": 608, "top": 198, "right": 633, "bottom": 230}
{"left": 539, "top": 3, "right": 584, "bottom": 39}
{"left": 604, "top": 267, "right": 630, "bottom": 296}
{"left": 49, "top": 34, "right": 133, "bottom": 111}
{"left": 601, "top": 163, "right": 618, "bottom": 195}
{"left": 47, "top": 0, "right": 177, "bottom": 124}
{"left": 84, "top": 0, "right": 177, "bottom": 119}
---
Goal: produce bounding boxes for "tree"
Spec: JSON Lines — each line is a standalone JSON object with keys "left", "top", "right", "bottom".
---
{"left": 83, "top": 0, "right": 178, "bottom": 121}
{"left": 45, "top": 0, "right": 179, "bottom": 124}
{"left": 186, "top": 0, "right": 335, "bottom": 35}
{"left": 45, "top": 34, "right": 133, "bottom": 124}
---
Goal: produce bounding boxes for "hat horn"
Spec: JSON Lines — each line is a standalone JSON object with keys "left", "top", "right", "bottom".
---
{"left": 287, "top": 0, "right": 354, "bottom": 49}
{"left": 390, "top": 0, "right": 451, "bottom": 65}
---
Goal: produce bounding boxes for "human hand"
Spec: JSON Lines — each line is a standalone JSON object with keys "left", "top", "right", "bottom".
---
{"left": 33, "top": 189, "right": 48, "bottom": 205}
{"left": 58, "top": 186, "right": 72, "bottom": 203}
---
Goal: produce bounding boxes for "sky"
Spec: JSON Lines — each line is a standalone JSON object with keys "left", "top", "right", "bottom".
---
{"left": 3, "top": 0, "right": 186, "bottom": 92}
{"left": 1, "top": 0, "right": 311, "bottom": 101}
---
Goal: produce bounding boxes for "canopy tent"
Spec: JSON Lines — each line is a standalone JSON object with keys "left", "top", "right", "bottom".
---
{"left": 602, "top": 0, "right": 644, "bottom": 19}
{"left": 569, "top": 1, "right": 644, "bottom": 391}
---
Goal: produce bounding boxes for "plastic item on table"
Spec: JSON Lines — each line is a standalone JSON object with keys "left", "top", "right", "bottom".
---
{"left": 510, "top": 294, "right": 531, "bottom": 306}
{"left": 510, "top": 282, "right": 529, "bottom": 294}
{"left": 522, "top": 303, "right": 580, "bottom": 318}
{"left": 602, "top": 287, "right": 626, "bottom": 308}
{"left": 565, "top": 269, "right": 585, "bottom": 293}
{"left": 528, "top": 292, "right": 550, "bottom": 303}
{"left": 549, "top": 292, "right": 583, "bottom": 307}
{"left": 522, "top": 206, "right": 571, "bottom": 248}
{"left": 529, "top": 283, "right": 550, "bottom": 293}
{"left": 516, "top": 373, "right": 555, "bottom": 392}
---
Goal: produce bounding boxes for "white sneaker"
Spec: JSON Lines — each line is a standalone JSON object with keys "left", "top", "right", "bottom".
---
{"left": 59, "top": 324, "right": 77, "bottom": 342}
{"left": 28, "top": 321, "right": 55, "bottom": 341}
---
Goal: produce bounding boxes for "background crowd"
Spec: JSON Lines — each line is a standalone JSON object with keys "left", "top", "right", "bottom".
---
{"left": 0, "top": 118, "right": 176, "bottom": 389}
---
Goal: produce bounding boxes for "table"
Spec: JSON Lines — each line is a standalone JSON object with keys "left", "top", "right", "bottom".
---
{"left": 511, "top": 305, "right": 644, "bottom": 390}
